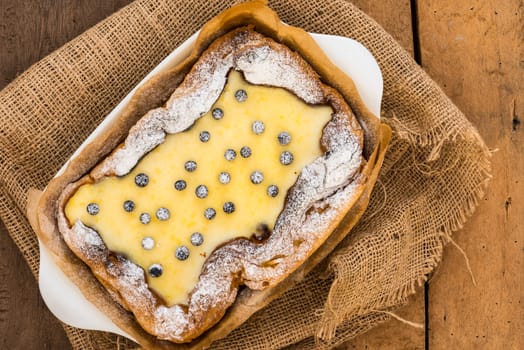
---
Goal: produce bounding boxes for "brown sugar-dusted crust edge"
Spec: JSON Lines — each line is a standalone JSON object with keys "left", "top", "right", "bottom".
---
{"left": 29, "top": 1, "right": 391, "bottom": 349}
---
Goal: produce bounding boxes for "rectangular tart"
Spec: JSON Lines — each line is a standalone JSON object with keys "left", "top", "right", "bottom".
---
{"left": 28, "top": 1, "right": 391, "bottom": 348}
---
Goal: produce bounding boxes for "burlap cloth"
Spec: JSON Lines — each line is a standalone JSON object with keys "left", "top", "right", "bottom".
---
{"left": 0, "top": 0, "right": 491, "bottom": 349}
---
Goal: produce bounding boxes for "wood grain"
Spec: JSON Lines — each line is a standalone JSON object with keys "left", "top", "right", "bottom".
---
{"left": 0, "top": 222, "right": 71, "bottom": 349}
{"left": 0, "top": 1, "right": 132, "bottom": 349}
{"left": 342, "top": 292, "right": 425, "bottom": 350}
{"left": 349, "top": 0, "right": 415, "bottom": 55}
{"left": 417, "top": 0, "right": 523, "bottom": 348}
{"left": 342, "top": 1, "right": 426, "bottom": 348}
{"left": 0, "top": 0, "right": 131, "bottom": 89}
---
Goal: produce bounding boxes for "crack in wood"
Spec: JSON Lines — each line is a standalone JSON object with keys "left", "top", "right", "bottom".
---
{"left": 410, "top": 0, "right": 422, "bottom": 65}
{"left": 511, "top": 99, "right": 520, "bottom": 132}
{"left": 504, "top": 196, "right": 512, "bottom": 222}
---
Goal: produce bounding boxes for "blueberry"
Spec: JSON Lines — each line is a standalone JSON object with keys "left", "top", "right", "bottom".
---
{"left": 195, "top": 185, "right": 209, "bottom": 199}
{"left": 267, "top": 185, "right": 279, "bottom": 197}
{"left": 86, "top": 203, "right": 99, "bottom": 215}
{"left": 212, "top": 108, "right": 224, "bottom": 120}
{"left": 184, "top": 160, "right": 197, "bottom": 172}
{"left": 204, "top": 208, "right": 216, "bottom": 220}
{"left": 218, "top": 171, "right": 231, "bottom": 184}
{"left": 175, "top": 246, "right": 190, "bottom": 261}
{"left": 156, "top": 207, "right": 170, "bottom": 221}
{"left": 148, "top": 264, "right": 163, "bottom": 277}
{"left": 278, "top": 131, "right": 291, "bottom": 145}
{"left": 235, "top": 89, "right": 248, "bottom": 102}
{"left": 134, "top": 173, "right": 149, "bottom": 187}
{"left": 190, "top": 232, "right": 204, "bottom": 246}
{"left": 174, "top": 180, "right": 187, "bottom": 191}
{"left": 253, "top": 223, "right": 271, "bottom": 241}
{"left": 252, "top": 121, "right": 265, "bottom": 135}
{"left": 223, "top": 201, "right": 235, "bottom": 214}
{"left": 250, "top": 171, "right": 264, "bottom": 184}
{"left": 199, "top": 131, "right": 210, "bottom": 142}
{"left": 123, "top": 200, "right": 135, "bottom": 212}
{"left": 139, "top": 212, "right": 151, "bottom": 225}
{"left": 240, "top": 146, "right": 252, "bottom": 158}
{"left": 280, "top": 151, "right": 294, "bottom": 165}
{"left": 224, "top": 149, "right": 236, "bottom": 161}
{"left": 141, "top": 237, "right": 155, "bottom": 250}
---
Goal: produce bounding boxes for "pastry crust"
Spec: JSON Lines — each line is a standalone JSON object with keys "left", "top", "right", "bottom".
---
{"left": 29, "top": 1, "right": 391, "bottom": 348}
{"left": 57, "top": 26, "right": 365, "bottom": 343}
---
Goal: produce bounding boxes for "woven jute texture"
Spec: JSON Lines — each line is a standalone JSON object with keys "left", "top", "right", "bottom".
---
{"left": 0, "top": 0, "right": 491, "bottom": 349}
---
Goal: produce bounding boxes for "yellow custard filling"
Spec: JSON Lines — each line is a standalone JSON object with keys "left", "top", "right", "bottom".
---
{"left": 65, "top": 70, "right": 332, "bottom": 306}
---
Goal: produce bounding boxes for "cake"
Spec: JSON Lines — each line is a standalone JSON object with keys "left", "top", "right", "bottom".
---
{"left": 28, "top": 1, "right": 391, "bottom": 348}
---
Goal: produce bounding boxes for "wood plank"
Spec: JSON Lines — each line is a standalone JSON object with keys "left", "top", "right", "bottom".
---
{"left": 349, "top": 0, "right": 415, "bottom": 55}
{"left": 0, "top": 0, "right": 131, "bottom": 89}
{"left": 0, "top": 223, "right": 71, "bottom": 350}
{"left": 342, "top": 292, "right": 425, "bottom": 350}
{"left": 340, "top": 1, "right": 426, "bottom": 348}
{"left": 417, "top": 0, "right": 523, "bottom": 348}
{"left": 0, "top": 1, "right": 131, "bottom": 349}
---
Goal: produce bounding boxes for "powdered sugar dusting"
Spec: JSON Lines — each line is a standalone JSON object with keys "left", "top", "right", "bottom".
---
{"left": 236, "top": 45, "right": 324, "bottom": 104}
{"left": 61, "top": 28, "right": 365, "bottom": 343}
{"left": 66, "top": 220, "right": 107, "bottom": 261}
{"left": 97, "top": 29, "right": 327, "bottom": 177}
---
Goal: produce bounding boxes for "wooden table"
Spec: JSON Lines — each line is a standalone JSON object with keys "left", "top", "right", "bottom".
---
{"left": 0, "top": 1, "right": 521, "bottom": 349}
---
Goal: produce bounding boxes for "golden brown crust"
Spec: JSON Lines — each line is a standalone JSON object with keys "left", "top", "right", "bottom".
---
{"left": 55, "top": 26, "right": 366, "bottom": 344}
{"left": 30, "top": 1, "right": 391, "bottom": 348}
